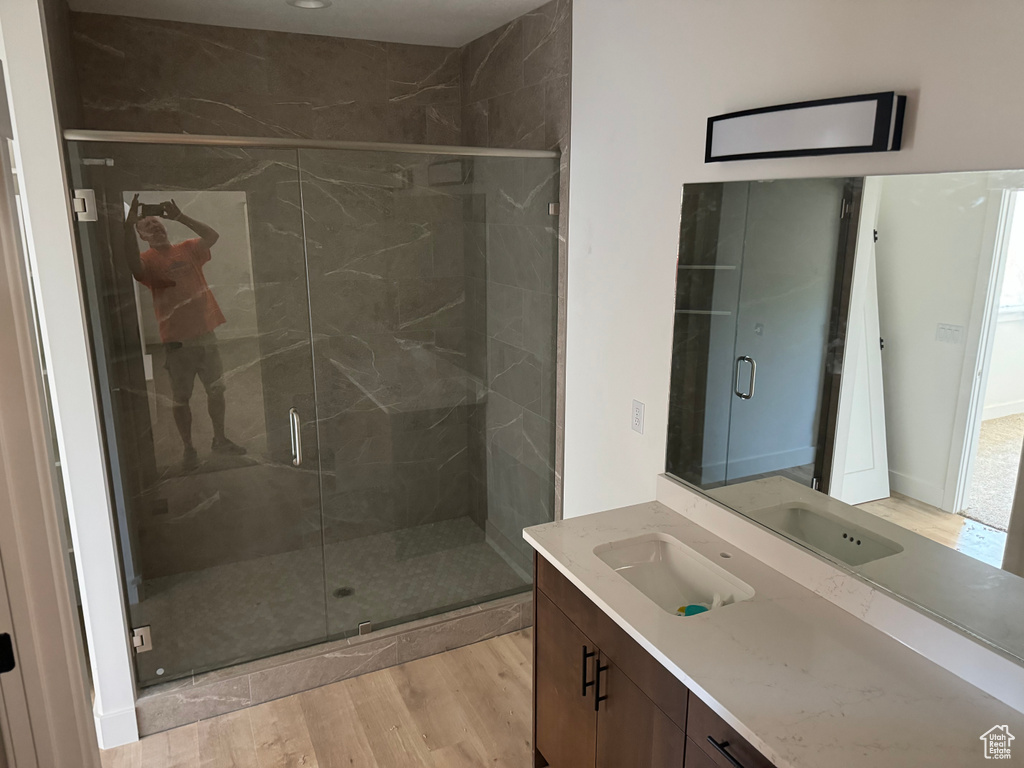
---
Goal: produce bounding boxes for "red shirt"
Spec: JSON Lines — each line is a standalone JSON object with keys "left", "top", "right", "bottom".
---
{"left": 138, "top": 238, "right": 226, "bottom": 343}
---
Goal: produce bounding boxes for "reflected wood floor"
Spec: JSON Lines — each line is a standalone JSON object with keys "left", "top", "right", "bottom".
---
{"left": 858, "top": 493, "right": 1007, "bottom": 568}
{"left": 101, "top": 630, "right": 533, "bottom": 768}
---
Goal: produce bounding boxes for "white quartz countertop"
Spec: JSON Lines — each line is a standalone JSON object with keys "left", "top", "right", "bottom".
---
{"left": 524, "top": 501, "right": 1021, "bottom": 768}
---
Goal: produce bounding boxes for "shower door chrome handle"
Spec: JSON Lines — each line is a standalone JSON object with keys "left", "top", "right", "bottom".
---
{"left": 734, "top": 356, "right": 756, "bottom": 400}
{"left": 289, "top": 407, "right": 302, "bottom": 467}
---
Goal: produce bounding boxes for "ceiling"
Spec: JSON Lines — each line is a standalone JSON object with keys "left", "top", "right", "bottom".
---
{"left": 66, "top": 0, "right": 550, "bottom": 48}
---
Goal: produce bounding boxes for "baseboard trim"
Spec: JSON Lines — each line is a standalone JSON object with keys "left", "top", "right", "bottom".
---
{"left": 95, "top": 703, "right": 139, "bottom": 750}
{"left": 715, "top": 446, "right": 817, "bottom": 482}
{"left": 888, "top": 470, "right": 946, "bottom": 510}
{"left": 982, "top": 401, "right": 1024, "bottom": 421}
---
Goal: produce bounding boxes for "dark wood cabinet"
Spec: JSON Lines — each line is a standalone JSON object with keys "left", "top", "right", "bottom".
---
{"left": 535, "top": 591, "right": 597, "bottom": 768}
{"left": 686, "top": 696, "right": 776, "bottom": 768}
{"left": 534, "top": 554, "right": 776, "bottom": 768}
{"left": 596, "top": 660, "right": 686, "bottom": 768}
{"left": 684, "top": 739, "right": 719, "bottom": 768}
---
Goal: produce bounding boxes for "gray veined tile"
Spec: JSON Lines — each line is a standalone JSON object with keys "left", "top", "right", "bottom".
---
{"left": 249, "top": 635, "right": 399, "bottom": 704}
{"left": 426, "top": 103, "right": 462, "bottom": 146}
{"left": 397, "top": 277, "right": 466, "bottom": 331}
{"left": 522, "top": 0, "right": 573, "bottom": 88}
{"left": 461, "top": 17, "right": 525, "bottom": 105}
{"left": 136, "top": 675, "right": 252, "bottom": 736}
{"left": 486, "top": 282, "right": 525, "bottom": 346}
{"left": 488, "top": 338, "right": 543, "bottom": 414}
{"left": 461, "top": 100, "right": 490, "bottom": 147}
{"left": 396, "top": 598, "right": 522, "bottom": 662}
{"left": 488, "top": 83, "right": 546, "bottom": 150}
{"left": 387, "top": 44, "right": 461, "bottom": 106}
{"left": 311, "top": 101, "right": 390, "bottom": 142}
{"left": 486, "top": 391, "right": 525, "bottom": 460}
{"left": 265, "top": 32, "right": 387, "bottom": 105}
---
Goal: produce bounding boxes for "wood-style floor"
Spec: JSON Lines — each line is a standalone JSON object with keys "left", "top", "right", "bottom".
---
{"left": 100, "top": 630, "right": 533, "bottom": 768}
{"left": 858, "top": 493, "right": 1007, "bottom": 568}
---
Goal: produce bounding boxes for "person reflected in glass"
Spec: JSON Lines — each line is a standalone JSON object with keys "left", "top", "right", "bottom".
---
{"left": 124, "top": 195, "right": 246, "bottom": 470}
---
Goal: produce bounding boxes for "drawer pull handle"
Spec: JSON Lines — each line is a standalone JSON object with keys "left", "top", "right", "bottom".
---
{"left": 706, "top": 737, "right": 747, "bottom": 768}
{"left": 594, "top": 660, "right": 609, "bottom": 711}
{"left": 581, "top": 645, "right": 596, "bottom": 696}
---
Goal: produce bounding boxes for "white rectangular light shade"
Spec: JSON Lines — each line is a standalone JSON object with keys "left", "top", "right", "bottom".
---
{"left": 711, "top": 101, "right": 878, "bottom": 158}
{"left": 706, "top": 93, "right": 904, "bottom": 162}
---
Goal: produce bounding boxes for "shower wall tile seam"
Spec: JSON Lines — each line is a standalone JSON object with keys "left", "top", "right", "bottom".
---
{"left": 134, "top": 592, "right": 532, "bottom": 737}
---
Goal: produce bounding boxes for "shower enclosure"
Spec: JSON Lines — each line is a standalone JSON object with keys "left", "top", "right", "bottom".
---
{"left": 65, "top": 133, "right": 559, "bottom": 687}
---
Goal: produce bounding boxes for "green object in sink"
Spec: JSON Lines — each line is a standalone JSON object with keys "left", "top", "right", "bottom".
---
{"left": 678, "top": 604, "right": 708, "bottom": 617}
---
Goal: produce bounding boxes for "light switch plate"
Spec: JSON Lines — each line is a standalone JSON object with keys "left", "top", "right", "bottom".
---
{"left": 936, "top": 323, "right": 964, "bottom": 345}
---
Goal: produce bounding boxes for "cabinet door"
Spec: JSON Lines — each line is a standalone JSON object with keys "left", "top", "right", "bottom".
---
{"left": 687, "top": 696, "right": 777, "bottom": 768}
{"left": 596, "top": 659, "right": 685, "bottom": 768}
{"left": 684, "top": 739, "right": 718, "bottom": 768}
{"left": 536, "top": 592, "right": 598, "bottom": 768}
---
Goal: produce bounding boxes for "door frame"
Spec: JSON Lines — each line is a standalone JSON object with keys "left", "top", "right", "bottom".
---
{"left": 0, "top": 62, "right": 99, "bottom": 767}
{"left": 814, "top": 179, "right": 864, "bottom": 494}
{"left": 944, "top": 186, "right": 1018, "bottom": 513}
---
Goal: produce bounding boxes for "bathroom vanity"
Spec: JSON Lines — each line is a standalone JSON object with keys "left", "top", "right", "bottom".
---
{"left": 533, "top": 551, "right": 771, "bottom": 768}
{"left": 526, "top": 502, "right": 1018, "bottom": 768}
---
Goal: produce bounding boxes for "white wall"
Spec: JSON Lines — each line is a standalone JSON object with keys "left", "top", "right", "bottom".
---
{"left": 984, "top": 197, "right": 1024, "bottom": 420}
{"left": 874, "top": 173, "right": 995, "bottom": 508}
{"left": 565, "top": 0, "right": 1024, "bottom": 518}
{"left": 985, "top": 315, "right": 1024, "bottom": 420}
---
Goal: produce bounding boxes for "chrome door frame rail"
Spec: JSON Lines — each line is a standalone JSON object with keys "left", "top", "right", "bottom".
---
{"left": 63, "top": 129, "right": 560, "bottom": 159}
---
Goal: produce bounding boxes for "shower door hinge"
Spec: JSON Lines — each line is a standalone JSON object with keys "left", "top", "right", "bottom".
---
{"left": 72, "top": 188, "right": 97, "bottom": 222}
{"left": 548, "top": 203, "right": 560, "bottom": 216}
{"left": 811, "top": 477, "right": 820, "bottom": 491}
{"left": 357, "top": 621, "right": 373, "bottom": 636}
{"left": 131, "top": 626, "right": 153, "bottom": 654}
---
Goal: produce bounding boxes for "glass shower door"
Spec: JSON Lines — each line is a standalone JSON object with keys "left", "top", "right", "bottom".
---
{"left": 723, "top": 178, "right": 848, "bottom": 488}
{"left": 300, "top": 149, "right": 560, "bottom": 638}
{"left": 668, "top": 178, "right": 857, "bottom": 492}
{"left": 68, "top": 142, "right": 326, "bottom": 685}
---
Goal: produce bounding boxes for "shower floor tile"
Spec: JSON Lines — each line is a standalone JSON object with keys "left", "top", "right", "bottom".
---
{"left": 323, "top": 516, "right": 529, "bottom": 637}
{"left": 131, "top": 516, "right": 527, "bottom": 687}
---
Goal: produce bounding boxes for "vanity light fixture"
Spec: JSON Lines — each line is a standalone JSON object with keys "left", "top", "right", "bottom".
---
{"left": 706, "top": 91, "right": 907, "bottom": 162}
{"left": 287, "top": 0, "right": 332, "bottom": 8}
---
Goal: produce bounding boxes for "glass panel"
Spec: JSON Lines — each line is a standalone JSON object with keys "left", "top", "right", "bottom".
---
{"left": 724, "top": 179, "right": 843, "bottom": 487}
{"left": 68, "top": 142, "right": 325, "bottom": 685}
{"left": 668, "top": 179, "right": 848, "bottom": 491}
{"left": 666, "top": 182, "right": 744, "bottom": 488}
{"left": 300, "top": 149, "right": 559, "bottom": 637}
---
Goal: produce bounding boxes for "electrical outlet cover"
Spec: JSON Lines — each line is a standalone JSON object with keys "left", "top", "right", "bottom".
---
{"left": 632, "top": 400, "right": 645, "bottom": 434}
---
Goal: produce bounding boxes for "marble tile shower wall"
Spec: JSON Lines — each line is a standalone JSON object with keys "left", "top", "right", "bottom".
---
{"left": 461, "top": 0, "right": 571, "bottom": 571}
{"left": 69, "top": 12, "right": 462, "bottom": 144}
{"left": 299, "top": 149, "right": 476, "bottom": 543}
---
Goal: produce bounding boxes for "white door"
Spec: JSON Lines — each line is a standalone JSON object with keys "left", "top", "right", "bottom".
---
{"left": 830, "top": 177, "right": 890, "bottom": 504}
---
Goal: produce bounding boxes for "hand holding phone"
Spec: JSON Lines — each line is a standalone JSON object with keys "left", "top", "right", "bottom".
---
{"left": 140, "top": 203, "right": 165, "bottom": 218}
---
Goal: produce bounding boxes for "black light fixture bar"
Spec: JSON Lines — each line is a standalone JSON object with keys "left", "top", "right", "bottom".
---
{"left": 706, "top": 91, "right": 907, "bottom": 163}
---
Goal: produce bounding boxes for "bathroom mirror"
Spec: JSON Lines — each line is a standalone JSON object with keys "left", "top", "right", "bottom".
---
{"left": 666, "top": 170, "right": 1024, "bottom": 662}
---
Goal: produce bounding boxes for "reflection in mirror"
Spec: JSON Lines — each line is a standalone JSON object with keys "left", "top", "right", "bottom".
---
{"left": 667, "top": 171, "right": 1024, "bottom": 661}
{"left": 124, "top": 191, "right": 258, "bottom": 472}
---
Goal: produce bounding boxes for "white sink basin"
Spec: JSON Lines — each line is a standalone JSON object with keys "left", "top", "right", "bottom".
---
{"left": 747, "top": 502, "right": 903, "bottom": 567}
{"left": 594, "top": 533, "right": 754, "bottom": 615}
